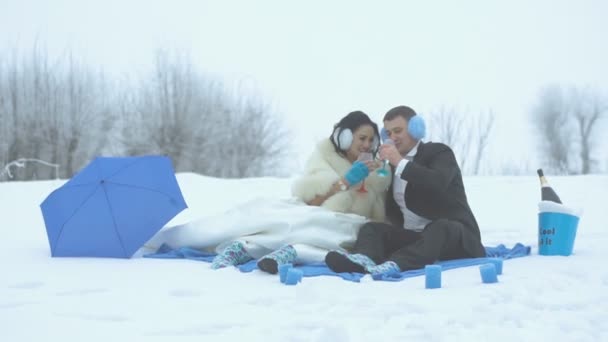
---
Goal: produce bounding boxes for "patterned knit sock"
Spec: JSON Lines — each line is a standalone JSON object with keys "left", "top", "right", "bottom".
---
{"left": 211, "top": 241, "right": 253, "bottom": 269}
{"left": 257, "top": 245, "right": 297, "bottom": 274}
{"left": 337, "top": 250, "right": 376, "bottom": 269}
{"left": 366, "top": 261, "right": 400, "bottom": 275}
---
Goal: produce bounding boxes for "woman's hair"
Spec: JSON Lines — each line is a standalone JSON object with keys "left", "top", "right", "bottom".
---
{"left": 330, "top": 110, "right": 380, "bottom": 156}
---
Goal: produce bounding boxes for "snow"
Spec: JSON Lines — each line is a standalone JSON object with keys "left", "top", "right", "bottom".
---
{"left": 1, "top": 173, "right": 607, "bottom": 341}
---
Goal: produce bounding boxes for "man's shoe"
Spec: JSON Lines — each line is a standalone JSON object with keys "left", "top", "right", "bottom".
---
{"left": 257, "top": 245, "right": 297, "bottom": 274}
{"left": 325, "top": 251, "right": 375, "bottom": 274}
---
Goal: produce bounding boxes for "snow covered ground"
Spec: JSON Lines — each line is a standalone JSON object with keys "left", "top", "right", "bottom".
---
{"left": 1, "top": 173, "right": 607, "bottom": 341}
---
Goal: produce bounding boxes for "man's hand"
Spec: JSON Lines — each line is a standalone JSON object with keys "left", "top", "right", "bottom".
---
{"left": 379, "top": 144, "right": 404, "bottom": 167}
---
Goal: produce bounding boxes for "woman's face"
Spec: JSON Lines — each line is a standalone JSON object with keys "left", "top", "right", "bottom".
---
{"left": 346, "top": 124, "right": 376, "bottom": 162}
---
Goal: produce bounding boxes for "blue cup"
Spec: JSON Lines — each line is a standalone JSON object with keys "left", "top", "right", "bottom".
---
{"left": 479, "top": 263, "right": 498, "bottom": 284}
{"left": 285, "top": 268, "right": 303, "bottom": 285}
{"left": 487, "top": 258, "right": 503, "bottom": 275}
{"left": 278, "top": 263, "right": 293, "bottom": 283}
{"left": 425, "top": 265, "right": 442, "bottom": 289}
{"left": 538, "top": 212, "right": 580, "bottom": 256}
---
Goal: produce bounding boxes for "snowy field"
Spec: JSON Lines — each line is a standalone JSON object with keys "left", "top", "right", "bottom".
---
{"left": 1, "top": 173, "right": 607, "bottom": 341}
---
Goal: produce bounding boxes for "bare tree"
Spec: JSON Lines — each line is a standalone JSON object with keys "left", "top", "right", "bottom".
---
{"left": 0, "top": 44, "right": 114, "bottom": 180}
{"left": 119, "top": 49, "right": 197, "bottom": 169}
{"left": 120, "top": 48, "right": 290, "bottom": 178}
{"left": 531, "top": 85, "right": 571, "bottom": 174}
{"left": 0, "top": 45, "right": 47, "bottom": 180}
{"left": 471, "top": 109, "right": 495, "bottom": 175}
{"left": 569, "top": 86, "right": 607, "bottom": 174}
{"left": 426, "top": 106, "right": 494, "bottom": 175}
{"left": 219, "top": 95, "right": 290, "bottom": 178}
{"left": 0, "top": 53, "right": 9, "bottom": 169}
{"left": 427, "top": 105, "right": 468, "bottom": 171}
{"left": 532, "top": 84, "right": 607, "bottom": 175}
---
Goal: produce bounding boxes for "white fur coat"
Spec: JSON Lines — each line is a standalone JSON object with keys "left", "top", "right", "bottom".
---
{"left": 291, "top": 139, "right": 390, "bottom": 222}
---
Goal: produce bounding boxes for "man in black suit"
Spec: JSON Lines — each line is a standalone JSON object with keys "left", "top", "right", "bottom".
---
{"left": 325, "top": 105, "right": 486, "bottom": 274}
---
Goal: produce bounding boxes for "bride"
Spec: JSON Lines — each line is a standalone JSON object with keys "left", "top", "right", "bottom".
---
{"left": 146, "top": 111, "right": 390, "bottom": 274}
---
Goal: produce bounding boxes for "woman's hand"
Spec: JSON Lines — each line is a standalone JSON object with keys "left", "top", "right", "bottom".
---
{"left": 344, "top": 161, "right": 369, "bottom": 185}
{"left": 306, "top": 178, "right": 349, "bottom": 206}
{"left": 363, "top": 159, "right": 381, "bottom": 172}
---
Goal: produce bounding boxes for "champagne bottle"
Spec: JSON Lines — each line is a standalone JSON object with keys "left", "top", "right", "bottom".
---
{"left": 537, "top": 169, "right": 562, "bottom": 204}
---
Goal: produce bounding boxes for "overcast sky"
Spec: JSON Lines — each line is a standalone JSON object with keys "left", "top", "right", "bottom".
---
{"left": 2, "top": 0, "right": 607, "bottom": 174}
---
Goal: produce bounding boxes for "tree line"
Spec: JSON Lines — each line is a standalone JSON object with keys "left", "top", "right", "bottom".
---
{"left": 424, "top": 86, "right": 607, "bottom": 176}
{"left": 531, "top": 85, "right": 607, "bottom": 175}
{"left": 1, "top": 46, "right": 606, "bottom": 181}
{"left": 0, "top": 47, "right": 289, "bottom": 181}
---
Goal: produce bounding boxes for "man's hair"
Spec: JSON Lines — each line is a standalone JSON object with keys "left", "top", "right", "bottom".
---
{"left": 383, "top": 105, "right": 417, "bottom": 122}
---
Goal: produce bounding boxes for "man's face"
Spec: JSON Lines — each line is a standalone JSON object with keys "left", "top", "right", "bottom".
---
{"left": 383, "top": 116, "right": 416, "bottom": 156}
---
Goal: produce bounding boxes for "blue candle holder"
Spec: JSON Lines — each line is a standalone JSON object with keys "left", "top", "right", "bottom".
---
{"left": 479, "top": 263, "right": 498, "bottom": 284}
{"left": 278, "top": 263, "right": 293, "bottom": 284}
{"left": 487, "top": 258, "right": 503, "bottom": 275}
{"left": 425, "top": 265, "right": 442, "bottom": 289}
{"left": 285, "top": 268, "right": 303, "bottom": 285}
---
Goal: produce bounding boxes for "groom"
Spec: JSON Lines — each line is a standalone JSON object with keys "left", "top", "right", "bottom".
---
{"left": 325, "top": 105, "right": 486, "bottom": 274}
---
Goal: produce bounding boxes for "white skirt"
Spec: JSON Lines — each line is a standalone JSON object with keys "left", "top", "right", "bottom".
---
{"left": 147, "top": 197, "right": 368, "bottom": 263}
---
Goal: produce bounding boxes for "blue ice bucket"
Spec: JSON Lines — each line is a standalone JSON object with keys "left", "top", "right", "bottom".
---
{"left": 538, "top": 212, "right": 579, "bottom": 256}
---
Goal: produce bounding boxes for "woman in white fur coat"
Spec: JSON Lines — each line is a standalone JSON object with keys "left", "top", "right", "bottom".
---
{"left": 146, "top": 111, "right": 390, "bottom": 274}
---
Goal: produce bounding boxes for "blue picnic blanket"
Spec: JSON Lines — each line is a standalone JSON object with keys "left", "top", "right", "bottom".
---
{"left": 144, "top": 243, "right": 531, "bottom": 282}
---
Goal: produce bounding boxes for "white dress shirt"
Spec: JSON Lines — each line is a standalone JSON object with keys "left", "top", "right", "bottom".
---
{"left": 392, "top": 141, "right": 432, "bottom": 232}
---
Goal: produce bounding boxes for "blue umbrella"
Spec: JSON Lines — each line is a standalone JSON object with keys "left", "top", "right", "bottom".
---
{"left": 40, "top": 155, "right": 187, "bottom": 258}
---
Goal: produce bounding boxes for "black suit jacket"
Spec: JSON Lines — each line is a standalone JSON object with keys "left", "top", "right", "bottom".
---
{"left": 385, "top": 141, "right": 484, "bottom": 255}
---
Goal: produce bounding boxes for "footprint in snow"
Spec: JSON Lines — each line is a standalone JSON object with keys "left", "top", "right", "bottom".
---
{"left": 55, "top": 288, "right": 109, "bottom": 296}
{"left": 0, "top": 301, "right": 38, "bottom": 309}
{"left": 7, "top": 281, "right": 44, "bottom": 289}
{"left": 169, "top": 289, "right": 201, "bottom": 297}
{"left": 56, "top": 313, "right": 130, "bottom": 322}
